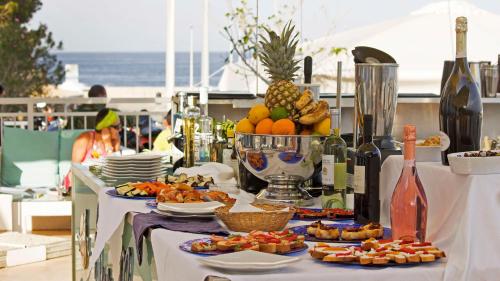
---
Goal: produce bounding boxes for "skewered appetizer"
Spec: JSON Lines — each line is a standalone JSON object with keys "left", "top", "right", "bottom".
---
{"left": 296, "top": 208, "right": 328, "bottom": 219}
{"left": 157, "top": 173, "right": 214, "bottom": 188}
{"left": 306, "top": 221, "right": 340, "bottom": 240}
{"left": 190, "top": 229, "right": 305, "bottom": 255}
{"left": 341, "top": 223, "right": 384, "bottom": 241}
{"left": 156, "top": 184, "right": 234, "bottom": 204}
{"left": 115, "top": 181, "right": 170, "bottom": 197}
{"left": 309, "top": 239, "right": 446, "bottom": 265}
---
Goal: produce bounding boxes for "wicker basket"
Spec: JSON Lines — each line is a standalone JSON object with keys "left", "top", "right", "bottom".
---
{"left": 215, "top": 204, "right": 295, "bottom": 232}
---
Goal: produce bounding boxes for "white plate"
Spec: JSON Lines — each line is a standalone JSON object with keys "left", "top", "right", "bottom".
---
{"left": 198, "top": 250, "right": 300, "bottom": 271}
{"left": 102, "top": 168, "right": 165, "bottom": 174}
{"left": 102, "top": 173, "right": 165, "bottom": 179}
{"left": 106, "top": 154, "right": 163, "bottom": 161}
{"left": 152, "top": 209, "right": 215, "bottom": 218}
{"left": 104, "top": 163, "right": 167, "bottom": 170}
{"left": 157, "top": 201, "right": 224, "bottom": 214}
{"left": 448, "top": 150, "right": 500, "bottom": 175}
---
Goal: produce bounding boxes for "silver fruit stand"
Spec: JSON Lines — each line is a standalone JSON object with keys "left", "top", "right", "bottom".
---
{"left": 235, "top": 133, "right": 324, "bottom": 206}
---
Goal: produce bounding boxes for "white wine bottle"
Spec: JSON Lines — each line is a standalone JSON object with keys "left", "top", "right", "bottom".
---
{"left": 321, "top": 109, "right": 347, "bottom": 209}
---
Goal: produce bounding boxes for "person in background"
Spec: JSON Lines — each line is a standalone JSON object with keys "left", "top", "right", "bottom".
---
{"left": 64, "top": 108, "right": 121, "bottom": 190}
{"left": 152, "top": 110, "right": 172, "bottom": 152}
{"left": 43, "top": 105, "right": 66, "bottom": 131}
{"left": 74, "top": 84, "right": 107, "bottom": 129}
{"left": 88, "top": 85, "right": 107, "bottom": 98}
{"left": 0, "top": 84, "right": 4, "bottom": 97}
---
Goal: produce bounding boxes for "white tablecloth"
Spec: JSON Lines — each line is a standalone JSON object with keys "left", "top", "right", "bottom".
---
{"left": 380, "top": 156, "right": 500, "bottom": 281}
{"left": 151, "top": 227, "right": 445, "bottom": 281}
{"left": 89, "top": 187, "right": 150, "bottom": 266}
{"left": 86, "top": 156, "right": 500, "bottom": 281}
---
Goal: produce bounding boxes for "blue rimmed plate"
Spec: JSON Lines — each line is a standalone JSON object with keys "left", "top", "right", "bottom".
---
{"left": 180, "top": 238, "right": 308, "bottom": 256}
{"left": 289, "top": 223, "right": 391, "bottom": 243}
{"left": 105, "top": 189, "right": 155, "bottom": 200}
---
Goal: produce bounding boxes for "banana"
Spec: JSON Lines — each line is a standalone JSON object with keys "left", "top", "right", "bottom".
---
{"left": 299, "top": 100, "right": 330, "bottom": 125}
{"left": 295, "top": 89, "right": 313, "bottom": 110}
{"left": 299, "top": 101, "right": 318, "bottom": 116}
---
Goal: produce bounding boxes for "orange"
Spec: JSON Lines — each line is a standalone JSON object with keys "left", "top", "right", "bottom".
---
{"left": 271, "top": 119, "right": 296, "bottom": 135}
{"left": 248, "top": 104, "right": 270, "bottom": 125}
{"left": 255, "top": 118, "right": 274, "bottom": 135}
{"left": 235, "top": 118, "right": 255, "bottom": 134}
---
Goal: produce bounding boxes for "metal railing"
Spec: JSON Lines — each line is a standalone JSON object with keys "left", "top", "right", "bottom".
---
{"left": 0, "top": 97, "right": 170, "bottom": 152}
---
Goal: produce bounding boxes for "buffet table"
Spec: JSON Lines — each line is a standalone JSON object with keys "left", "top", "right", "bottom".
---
{"left": 71, "top": 158, "right": 500, "bottom": 281}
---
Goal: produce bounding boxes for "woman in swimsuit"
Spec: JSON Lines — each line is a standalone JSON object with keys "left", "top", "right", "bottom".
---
{"left": 72, "top": 108, "right": 122, "bottom": 163}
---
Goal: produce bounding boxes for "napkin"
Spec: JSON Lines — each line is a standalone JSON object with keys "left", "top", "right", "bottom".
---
{"left": 228, "top": 193, "right": 289, "bottom": 213}
{"left": 132, "top": 212, "right": 229, "bottom": 265}
{"left": 174, "top": 162, "right": 236, "bottom": 184}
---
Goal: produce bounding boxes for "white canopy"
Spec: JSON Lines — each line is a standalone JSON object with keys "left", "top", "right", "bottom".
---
{"left": 218, "top": 1, "right": 500, "bottom": 95}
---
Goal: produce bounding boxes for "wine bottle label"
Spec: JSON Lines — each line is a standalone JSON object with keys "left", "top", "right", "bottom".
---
{"left": 222, "top": 149, "right": 232, "bottom": 165}
{"left": 346, "top": 172, "right": 353, "bottom": 188}
{"left": 321, "top": 155, "right": 335, "bottom": 185}
{"left": 354, "top": 165, "right": 366, "bottom": 194}
{"left": 439, "top": 131, "right": 451, "bottom": 151}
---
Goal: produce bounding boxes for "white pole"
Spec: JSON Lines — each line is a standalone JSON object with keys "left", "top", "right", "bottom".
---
{"left": 201, "top": 0, "right": 210, "bottom": 88}
{"left": 166, "top": 0, "right": 175, "bottom": 99}
{"left": 189, "top": 25, "right": 194, "bottom": 89}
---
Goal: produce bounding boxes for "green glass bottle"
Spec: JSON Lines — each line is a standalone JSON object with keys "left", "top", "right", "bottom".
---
{"left": 321, "top": 108, "right": 347, "bottom": 209}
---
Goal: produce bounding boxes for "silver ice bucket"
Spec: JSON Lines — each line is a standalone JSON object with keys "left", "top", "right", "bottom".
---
{"left": 355, "top": 63, "right": 398, "bottom": 141}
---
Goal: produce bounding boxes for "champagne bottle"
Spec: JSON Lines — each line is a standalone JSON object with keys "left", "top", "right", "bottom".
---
{"left": 197, "top": 87, "right": 213, "bottom": 165}
{"left": 211, "top": 124, "right": 227, "bottom": 163}
{"left": 354, "top": 115, "right": 381, "bottom": 224}
{"left": 321, "top": 109, "right": 347, "bottom": 209}
{"left": 439, "top": 17, "right": 483, "bottom": 165}
{"left": 390, "top": 125, "right": 428, "bottom": 242}
{"left": 183, "top": 96, "right": 200, "bottom": 168}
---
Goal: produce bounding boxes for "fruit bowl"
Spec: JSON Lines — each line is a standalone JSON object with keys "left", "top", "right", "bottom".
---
{"left": 235, "top": 133, "right": 324, "bottom": 182}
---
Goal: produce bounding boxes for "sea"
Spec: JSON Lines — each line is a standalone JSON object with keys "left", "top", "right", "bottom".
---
{"left": 56, "top": 52, "right": 228, "bottom": 87}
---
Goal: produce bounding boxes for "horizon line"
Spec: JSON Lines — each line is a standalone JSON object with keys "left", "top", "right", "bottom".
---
{"left": 54, "top": 50, "right": 230, "bottom": 54}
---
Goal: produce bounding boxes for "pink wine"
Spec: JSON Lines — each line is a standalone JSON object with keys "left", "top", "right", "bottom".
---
{"left": 390, "top": 125, "right": 428, "bottom": 242}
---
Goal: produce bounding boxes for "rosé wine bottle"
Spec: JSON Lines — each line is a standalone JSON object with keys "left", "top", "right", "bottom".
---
{"left": 390, "top": 125, "right": 428, "bottom": 242}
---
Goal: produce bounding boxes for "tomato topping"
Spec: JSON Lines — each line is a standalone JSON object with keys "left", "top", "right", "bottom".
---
{"left": 242, "top": 243, "right": 254, "bottom": 249}
{"left": 401, "top": 240, "right": 414, "bottom": 244}
{"left": 378, "top": 239, "right": 393, "bottom": 244}
{"left": 401, "top": 248, "right": 416, "bottom": 254}
{"left": 336, "top": 253, "right": 352, "bottom": 257}
{"left": 266, "top": 238, "right": 281, "bottom": 244}
{"left": 376, "top": 247, "right": 386, "bottom": 252}
{"left": 282, "top": 234, "right": 298, "bottom": 241}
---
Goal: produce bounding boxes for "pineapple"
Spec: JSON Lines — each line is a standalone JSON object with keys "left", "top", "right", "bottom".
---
{"left": 259, "top": 22, "right": 300, "bottom": 114}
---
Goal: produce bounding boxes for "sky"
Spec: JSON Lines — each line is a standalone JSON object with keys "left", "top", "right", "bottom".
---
{"left": 32, "top": 0, "right": 500, "bottom": 52}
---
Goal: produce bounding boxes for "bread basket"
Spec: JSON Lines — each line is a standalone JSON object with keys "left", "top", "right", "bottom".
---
{"left": 214, "top": 204, "right": 295, "bottom": 232}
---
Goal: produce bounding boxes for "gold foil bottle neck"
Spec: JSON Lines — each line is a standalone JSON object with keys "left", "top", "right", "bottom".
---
{"left": 456, "top": 16, "right": 468, "bottom": 33}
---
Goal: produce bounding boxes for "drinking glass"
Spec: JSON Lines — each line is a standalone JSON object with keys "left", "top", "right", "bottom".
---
{"left": 480, "top": 65, "right": 499, "bottom": 98}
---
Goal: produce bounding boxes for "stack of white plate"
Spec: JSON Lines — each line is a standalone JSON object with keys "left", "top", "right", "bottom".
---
{"left": 102, "top": 154, "right": 167, "bottom": 184}
{"left": 154, "top": 201, "right": 224, "bottom": 218}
